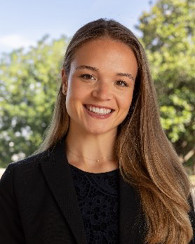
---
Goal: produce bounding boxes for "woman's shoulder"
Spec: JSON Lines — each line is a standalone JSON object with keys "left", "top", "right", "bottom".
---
{"left": 1, "top": 149, "right": 51, "bottom": 181}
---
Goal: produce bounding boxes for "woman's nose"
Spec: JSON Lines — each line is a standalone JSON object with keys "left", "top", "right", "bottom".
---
{"left": 91, "top": 81, "right": 113, "bottom": 101}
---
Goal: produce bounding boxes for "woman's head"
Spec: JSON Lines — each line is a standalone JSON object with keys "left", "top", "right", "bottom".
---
{"left": 61, "top": 37, "right": 138, "bottom": 136}
{"left": 57, "top": 19, "right": 150, "bottom": 138}
{"left": 41, "top": 18, "right": 153, "bottom": 146}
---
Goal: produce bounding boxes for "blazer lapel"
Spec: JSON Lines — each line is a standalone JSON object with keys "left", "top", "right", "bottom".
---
{"left": 41, "top": 139, "right": 87, "bottom": 244}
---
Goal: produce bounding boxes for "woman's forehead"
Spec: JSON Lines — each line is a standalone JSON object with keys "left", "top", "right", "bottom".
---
{"left": 70, "top": 38, "right": 138, "bottom": 73}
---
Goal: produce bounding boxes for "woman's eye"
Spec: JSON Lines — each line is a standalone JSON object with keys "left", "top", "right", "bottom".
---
{"left": 116, "top": 80, "right": 129, "bottom": 87}
{"left": 79, "top": 74, "right": 96, "bottom": 80}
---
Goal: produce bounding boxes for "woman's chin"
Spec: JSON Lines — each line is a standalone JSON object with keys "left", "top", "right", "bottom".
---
{"left": 82, "top": 126, "right": 117, "bottom": 136}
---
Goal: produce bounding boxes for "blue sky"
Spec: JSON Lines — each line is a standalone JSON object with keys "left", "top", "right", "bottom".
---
{"left": 0, "top": 0, "right": 155, "bottom": 55}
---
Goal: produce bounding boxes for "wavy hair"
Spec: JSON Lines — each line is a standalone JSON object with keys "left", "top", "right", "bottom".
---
{"left": 37, "top": 19, "right": 193, "bottom": 243}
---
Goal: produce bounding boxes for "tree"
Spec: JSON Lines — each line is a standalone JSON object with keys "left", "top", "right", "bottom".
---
{"left": 136, "top": 0, "right": 195, "bottom": 171}
{"left": 0, "top": 36, "right": 68, "bottom": 167}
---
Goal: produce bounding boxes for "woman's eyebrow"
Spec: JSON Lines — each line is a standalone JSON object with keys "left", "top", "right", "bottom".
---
{"left": 117, "top": 73, "right": 135, "bottom": 82}
{"left": 76, "top": 65, "right": 99, "bottom": 72}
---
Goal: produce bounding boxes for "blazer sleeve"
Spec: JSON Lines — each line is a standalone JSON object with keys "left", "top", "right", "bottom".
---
{"left": 0, "top": 164, "right": 25, "bottom": 244}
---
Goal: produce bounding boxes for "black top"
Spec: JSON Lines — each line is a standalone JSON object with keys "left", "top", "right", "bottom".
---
{"left": 68, "top": 163, "right": 120, "bottom": 244}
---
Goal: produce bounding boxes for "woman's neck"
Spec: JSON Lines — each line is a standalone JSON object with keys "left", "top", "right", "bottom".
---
{"left": 65, "top": 128, "right": 118, "bottom": 173}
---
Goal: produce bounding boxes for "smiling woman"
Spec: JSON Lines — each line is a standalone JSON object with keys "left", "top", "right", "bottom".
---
{"left": 0, "top": 19, "right": 194, "bottom": 244}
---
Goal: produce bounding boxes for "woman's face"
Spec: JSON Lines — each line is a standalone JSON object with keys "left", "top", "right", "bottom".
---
{"left": 62, "top": 37, "right": 138, "bottom": 136}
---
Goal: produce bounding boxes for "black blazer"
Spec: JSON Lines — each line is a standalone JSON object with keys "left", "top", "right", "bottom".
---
{"left": 0, "top": 139, "right": 194, "bottom": 244}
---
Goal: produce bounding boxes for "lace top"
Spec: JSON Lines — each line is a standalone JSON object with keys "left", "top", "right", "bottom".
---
{"left": 68, "top": 163, "right": 120, "bottom": 244}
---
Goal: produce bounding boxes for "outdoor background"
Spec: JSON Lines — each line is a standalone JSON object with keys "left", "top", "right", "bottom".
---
{"left": 0, "top": 0, "right": 194, "bottom": 184}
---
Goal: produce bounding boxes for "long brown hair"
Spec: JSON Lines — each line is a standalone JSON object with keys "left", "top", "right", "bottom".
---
{"left": 37, "top": 19, "right": 193, "bottom": 243}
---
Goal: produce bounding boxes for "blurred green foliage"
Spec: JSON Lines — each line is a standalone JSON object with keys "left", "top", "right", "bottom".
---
{"left": 0, "top": 0, "right": 194, "bottom": 171}
{"left": 0, "top": 36, "right": 68, "bottom": 167}
{"left": 137, "top": 0, "right": 195, "bottom": 171}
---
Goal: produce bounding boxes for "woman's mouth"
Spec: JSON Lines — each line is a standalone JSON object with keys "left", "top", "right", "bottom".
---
{"left": 84, "top": 104, "right": 114, "bottom": 118}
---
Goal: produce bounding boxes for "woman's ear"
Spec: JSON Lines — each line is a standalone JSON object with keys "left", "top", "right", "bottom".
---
{"left": 61, "top": 69, "right": 68, "bottom": 95}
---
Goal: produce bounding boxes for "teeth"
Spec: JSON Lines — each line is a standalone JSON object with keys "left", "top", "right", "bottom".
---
{"left": 86, "top": 105, "right": 112, "bottom": 115}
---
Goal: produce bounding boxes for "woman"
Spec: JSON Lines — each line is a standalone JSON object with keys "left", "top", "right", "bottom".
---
{"left": 0, "top": 19, "right": 194, "bottom": 244}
